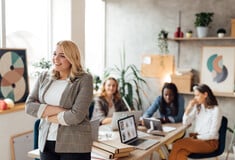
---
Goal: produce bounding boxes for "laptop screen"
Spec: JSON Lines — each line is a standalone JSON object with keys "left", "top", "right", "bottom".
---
{"left": 117, "top": 115, "right": 138, "bottom": 144}
{"left": 111, "top": 110, "right": 142, "bottom": 130}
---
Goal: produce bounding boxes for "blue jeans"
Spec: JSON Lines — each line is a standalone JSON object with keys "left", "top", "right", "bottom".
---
{"left": 40, "top": 141, "right": 91, "bottom": 160}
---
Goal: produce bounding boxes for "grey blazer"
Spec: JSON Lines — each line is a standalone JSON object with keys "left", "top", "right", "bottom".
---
{"left": 25, "top": 71, "right": 93, "bottom": 153}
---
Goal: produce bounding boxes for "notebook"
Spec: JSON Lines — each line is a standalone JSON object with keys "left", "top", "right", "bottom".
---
{"left": 91, "top": 119, "right": 100, "bottom": 141}
{"left": 117, "top": 115, "right": 159, "bottom": 150}
{"left": 111, "top": 110, "right": 142, "bottom": 131}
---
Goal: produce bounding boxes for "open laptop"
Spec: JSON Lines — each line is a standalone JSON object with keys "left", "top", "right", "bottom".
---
{"left": 143, "top": 117, "right": 163, "bottom": 131}
{"left": 111, "top": 110, "right": 142, "bottom": 131}
{"left": 91, "top": 119, "right": 100, "bottom": 141}
{"left": 143, "top": 117, "right": 176, "bottom": 135}
{"left": 117, "top": 115, "right": 159, "bottom": 150}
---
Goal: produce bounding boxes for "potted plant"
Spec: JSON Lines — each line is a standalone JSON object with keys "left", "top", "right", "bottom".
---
{"left": 32, "top": 58, "right": 52, "bottom": 77}
{"left": 104, "top": 47, "right": 149, "bottom": 111}
{"left": 217, "top": 28, "right": 226, "bottom": 38}
{"left": 186, "top": 30, "right": 193, "bottom": 38}
{"left": 158, "top": 29, "right": 169, "bottom": 54}
{"left": 194, "top": 12, "right": 214, "bottom": 38}
{"left": 86, "top": 68, "right": 102, "bottom": 93}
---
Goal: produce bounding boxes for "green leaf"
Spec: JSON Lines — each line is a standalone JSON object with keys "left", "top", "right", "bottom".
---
{"left": 103, "top": 47, "right": 149, "bottom": 110}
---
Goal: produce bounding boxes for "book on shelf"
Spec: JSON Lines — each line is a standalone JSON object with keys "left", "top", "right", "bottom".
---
{"left": 93, "top": 140, "right": 135, "bottom": 153}
{"left": 92, "top": 146, "right": 130, "bottom": 159}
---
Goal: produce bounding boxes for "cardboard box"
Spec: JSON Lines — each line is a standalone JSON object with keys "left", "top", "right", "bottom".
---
{"left": 141, "top": 54, "right": 174, "bottom": 78}
{"left": 171, "top": 73, "right": 192, "bottom": 92}
{"left": 231, "top": 19, "right": 235, "bottom": 37}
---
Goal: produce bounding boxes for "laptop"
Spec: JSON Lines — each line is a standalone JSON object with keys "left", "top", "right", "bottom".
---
{"left": 91, "top": 119, "right": 100, "bottom": 141}
{"left": 143, "top": 117, "right": 163, "bottom": 131}
{"left": 111, "top": 110, "right": 142, "bottom": 131}
{"left": 117, "top": 115, "right": 159, "bottom": 150}
{"left": 143, "top": 117, "right": 176, "bottom": 135}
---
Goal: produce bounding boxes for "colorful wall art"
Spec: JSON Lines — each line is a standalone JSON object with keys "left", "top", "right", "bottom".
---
{"left": 0, "top": 49, "right": 29, "bottom": 103}
{"left": 201, "top": 46, "right": 235, "bottom": 93}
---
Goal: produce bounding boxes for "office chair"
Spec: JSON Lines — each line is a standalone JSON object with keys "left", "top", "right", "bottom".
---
{"left": 33, "top": 119, "right": 40, "bottom": 160}
{"left": 188, "top": 116, "right": 228, "bottom": 160}
{"left": 89, "top": 101, "right": 95, "bottom": 120}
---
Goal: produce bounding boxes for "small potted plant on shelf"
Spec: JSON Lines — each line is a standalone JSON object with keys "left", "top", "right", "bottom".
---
{"left": 186, "top": 30, "right": 193, "bottom": 38}
{"left": 194, "top": 12, "right": 214, "bottom": 38}
{"left": 217, "top": 28, "right": 226, "bottom": 38}
{"left": 158, "top": 29, "right": 169, "bottom": 54}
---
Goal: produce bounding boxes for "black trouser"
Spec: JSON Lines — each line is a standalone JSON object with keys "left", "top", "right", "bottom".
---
{"left": 40, "top": 141, "right": 91, "bottom": 160}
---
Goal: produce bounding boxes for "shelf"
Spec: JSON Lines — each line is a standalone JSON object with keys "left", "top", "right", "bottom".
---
{"left": 168, "top": 37, "right": 235, "bottom": 41}
{"left": 180, "top": 91, "right": 235, "bottom": 98}
{"left": 0, "top": 103, "right": 25, "bottom": 115}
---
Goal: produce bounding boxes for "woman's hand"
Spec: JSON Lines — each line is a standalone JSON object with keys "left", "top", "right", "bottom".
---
{"left": 101, "top": 117, "right": 112, "bottom": 125}
{"left": 42, "top": 105, "right": 67, "bottom": 118}
{"left": 47, "top": 115, "right": 59, "bottom": 123}
{"left": 185, "top": 98, "right": 198, "bottom": 115}
{"left": 159, "top": 117, "right": 170, "bottom": 123}
{"left": 189, "top": 132, "right": 198, "bottom": 139}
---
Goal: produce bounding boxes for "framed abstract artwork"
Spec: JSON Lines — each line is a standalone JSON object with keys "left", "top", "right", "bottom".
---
{"left": 0, "top": 48, "right": 29, "bottom": 103}
{"left": 201, "top": 46, "right": 235, "bottom": 93}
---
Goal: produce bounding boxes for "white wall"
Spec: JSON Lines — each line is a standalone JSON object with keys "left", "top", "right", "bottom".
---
{"left": 105, "top": 0, "right": 235, "bottom": 151}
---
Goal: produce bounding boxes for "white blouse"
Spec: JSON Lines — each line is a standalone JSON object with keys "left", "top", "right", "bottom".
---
{"left": 183, "top": 104, "right": 222, "bottom": 140}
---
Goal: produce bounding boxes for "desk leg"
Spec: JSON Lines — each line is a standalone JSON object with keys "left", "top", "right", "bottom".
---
{"left": 149, "top": 151, "right": 161, "bottom": 160}
{"left": 157, "top": 145, "right": 169, "bottom": 160}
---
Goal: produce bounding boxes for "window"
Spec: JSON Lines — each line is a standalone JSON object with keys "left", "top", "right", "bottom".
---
{"left": 1, "top": 0, "right": 71, "bottom": 87}
{"left": 85, "top": 0, "right": 105, "bottom": 77}
{"left": 1, "top": 0, "right": 105, "bottom": 85}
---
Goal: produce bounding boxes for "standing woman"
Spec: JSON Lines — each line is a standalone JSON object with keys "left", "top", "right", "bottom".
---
{"left": 168, "top": 84, "right": 222, "bottom": 160}
{"left": 25, "top": 40, "right": 93, "bottom": 160}
{"left": 91, "top": 77, "right": 127, "bottom": 125}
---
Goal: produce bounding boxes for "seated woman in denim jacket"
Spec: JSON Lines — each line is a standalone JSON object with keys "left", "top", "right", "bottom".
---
{"left": 142, "top": 82, "right": 185, "bottom": 123}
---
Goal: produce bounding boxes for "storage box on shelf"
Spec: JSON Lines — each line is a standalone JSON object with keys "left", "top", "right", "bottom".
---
{"left": 171, "top": 73, "right": 193, "bottom": 93}
{"left": 231, "top": 19, "right": 235, "bottom": 37}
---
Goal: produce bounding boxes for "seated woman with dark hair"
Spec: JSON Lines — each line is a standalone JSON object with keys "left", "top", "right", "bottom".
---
{"left": 142, "top": 82, "right": 185, "bottom": 123}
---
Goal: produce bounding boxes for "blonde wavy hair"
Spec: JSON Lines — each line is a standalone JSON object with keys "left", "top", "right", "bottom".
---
{"left": 52, "top": 40, "right": 84, "bottom": 81}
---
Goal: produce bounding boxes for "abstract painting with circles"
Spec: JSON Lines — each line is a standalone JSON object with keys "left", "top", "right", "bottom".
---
{"left": 201, "top": 46, "right": 235, "bottom": 93}
{"left": 0, "top": 49, "right": 29, "bottom": 103}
